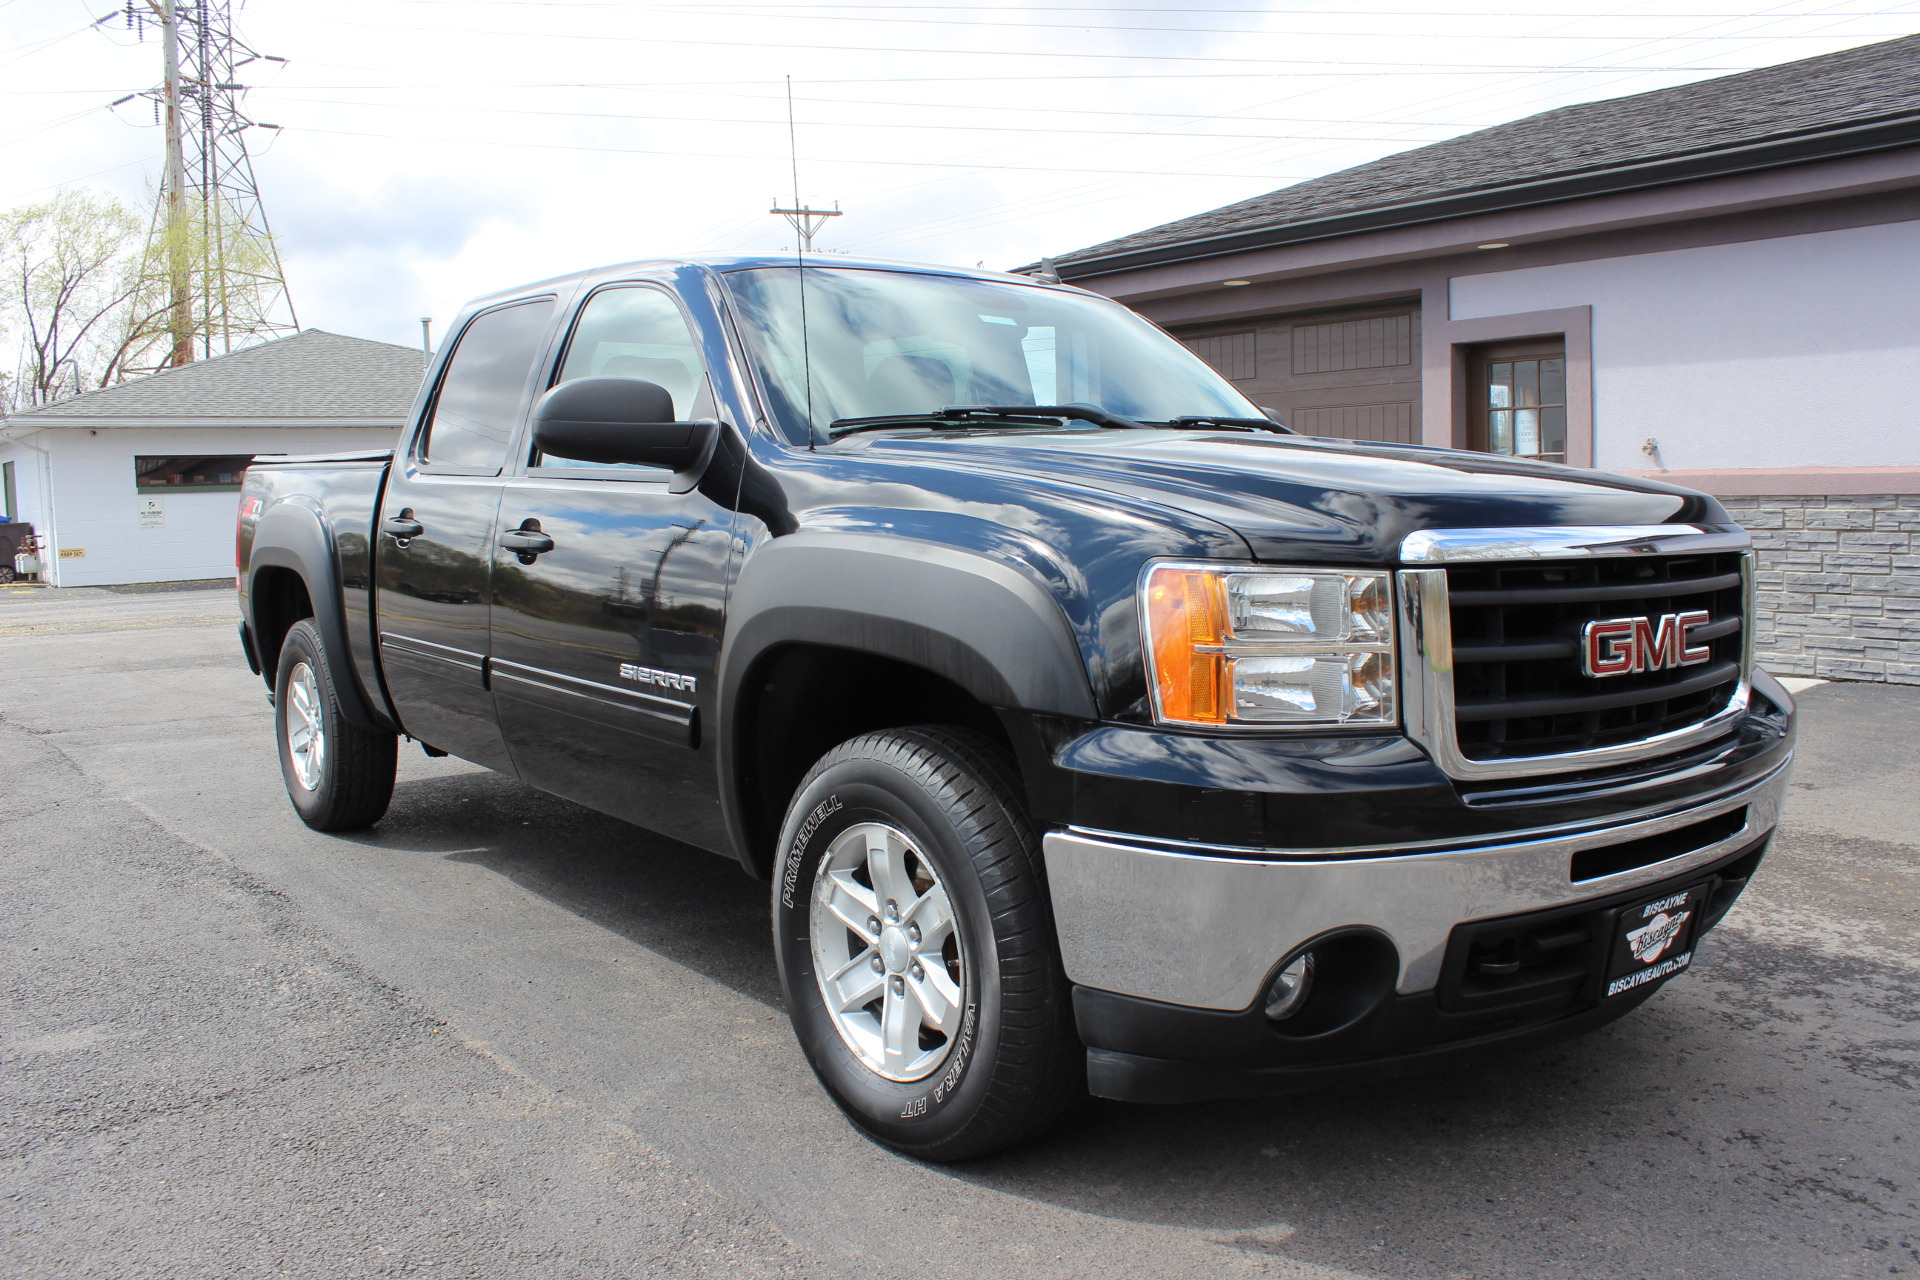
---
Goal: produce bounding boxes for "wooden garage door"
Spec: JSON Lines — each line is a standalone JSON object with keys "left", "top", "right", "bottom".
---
{"left": 1178, "top": 302, "right": 1421, "bottom": 444}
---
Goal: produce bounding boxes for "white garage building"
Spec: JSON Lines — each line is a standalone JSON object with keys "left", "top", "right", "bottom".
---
{"left": 0, "top": 330, "right": 423, "bottom": 587}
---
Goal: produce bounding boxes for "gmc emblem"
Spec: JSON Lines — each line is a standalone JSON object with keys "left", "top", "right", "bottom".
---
{"left": 1582, "top": 611, "right": 1713, "bottom": 678}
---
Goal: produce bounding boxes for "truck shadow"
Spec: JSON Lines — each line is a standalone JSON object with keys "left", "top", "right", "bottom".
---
{"left": 347, "top": 769, "right": 785, "bottom": 1007}
{"left": 345, "top": 772, "right": 1915, "bottom": 1278}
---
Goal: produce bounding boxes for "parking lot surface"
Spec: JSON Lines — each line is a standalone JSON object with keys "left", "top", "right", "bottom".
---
{"left": 2, "top": 584, "right": 1916, "bottom": 1279}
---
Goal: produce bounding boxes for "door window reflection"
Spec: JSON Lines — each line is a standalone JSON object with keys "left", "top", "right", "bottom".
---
{"left": 538, "top": 287, "right": 711, "bottom": 474}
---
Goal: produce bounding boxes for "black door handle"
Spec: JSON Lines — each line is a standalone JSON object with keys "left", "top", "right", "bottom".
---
{"left": 381, "top": 511, "right": 424, "bottom": 540}
{"left": 500, "top": 520, "right": 554, "bottom": 561}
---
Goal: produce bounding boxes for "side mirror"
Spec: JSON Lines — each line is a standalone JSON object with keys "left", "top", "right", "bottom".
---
{"left": 530, "top": 376, "right": 720, "bottom": 488}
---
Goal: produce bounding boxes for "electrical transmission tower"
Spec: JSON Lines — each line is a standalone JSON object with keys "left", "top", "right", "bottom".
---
{"left": 125, "top": 0, "right": 298, "bottom": 368}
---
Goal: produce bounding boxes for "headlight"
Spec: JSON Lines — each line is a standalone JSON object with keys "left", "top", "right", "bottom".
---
{"left": 1140, "top": 563, "right": 1396, "bottom": 728}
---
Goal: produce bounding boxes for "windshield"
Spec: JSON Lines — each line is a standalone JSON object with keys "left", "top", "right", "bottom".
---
{"left": 721, "top": 266, "right": 1262, "bottom": 443}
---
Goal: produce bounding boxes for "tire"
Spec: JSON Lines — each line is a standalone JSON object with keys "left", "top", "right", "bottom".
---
{"left": 772, "top": 726, "right": 1083, "bottom": 1161}
{"left": 274, "top": 618, "right": 397, "bottom": 831}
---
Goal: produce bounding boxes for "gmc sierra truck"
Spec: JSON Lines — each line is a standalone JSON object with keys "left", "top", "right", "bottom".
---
{"left": 237, "top": 255, "right": 1795, "bottom": 1160}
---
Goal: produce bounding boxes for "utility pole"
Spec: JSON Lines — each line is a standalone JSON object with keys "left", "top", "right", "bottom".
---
{"left": 769, "top": 201, "right": 842, "bottom": 253}
{"left": 770, "top": 76, "right": 841, "bottom": 254}
{"left": 159, "top": 0, "right": 192, "bottom": 367}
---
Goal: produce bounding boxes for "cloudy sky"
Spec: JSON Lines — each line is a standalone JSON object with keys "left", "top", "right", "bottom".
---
{"left": 3, "top": 0, "right": 1914, "bottom": 349}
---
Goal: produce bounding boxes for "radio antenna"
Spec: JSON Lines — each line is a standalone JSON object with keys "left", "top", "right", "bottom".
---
{"left": 766, "top": 77, "right": 843, "bottom": 448}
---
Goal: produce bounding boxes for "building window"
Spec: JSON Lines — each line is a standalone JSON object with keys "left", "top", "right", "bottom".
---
{"left": 135, "top": 455, "right": 255, "bottom": 493}
{"left": 1472, "top": 341, "right": 1566, "bottom": 463}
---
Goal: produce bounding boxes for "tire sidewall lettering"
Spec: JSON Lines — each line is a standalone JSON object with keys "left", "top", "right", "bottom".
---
{"left": 779, "top": 793, "right": 842, "bottom": 910}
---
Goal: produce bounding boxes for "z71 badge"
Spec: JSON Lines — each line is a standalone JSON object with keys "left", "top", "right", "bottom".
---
{"left": 619, "top": 663, "right": 697, "bottom": 694}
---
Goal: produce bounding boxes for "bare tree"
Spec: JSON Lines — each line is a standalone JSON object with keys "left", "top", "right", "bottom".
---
{"left": 0, "top": 189, "right": 159, "bottom": 410}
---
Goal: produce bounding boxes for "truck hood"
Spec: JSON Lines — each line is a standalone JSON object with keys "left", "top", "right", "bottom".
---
{"left": 849, "top": 428, "right": 1720, "bottom": 563}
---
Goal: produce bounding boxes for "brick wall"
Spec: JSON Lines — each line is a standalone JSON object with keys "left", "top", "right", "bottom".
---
{"left": 1721, "top": 494, "right": 1920, "bottom": 685}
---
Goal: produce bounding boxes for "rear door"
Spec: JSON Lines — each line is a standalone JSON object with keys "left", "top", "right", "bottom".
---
{"left": 488, "top": 283, "right": 737, "bottom": 851}
{"left": 374, "top": 296, "right": 556, "bottom": 770}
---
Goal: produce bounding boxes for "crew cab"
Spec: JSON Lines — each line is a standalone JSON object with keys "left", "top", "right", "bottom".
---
{"left": 237, "top": 255, "right": 1795, "bottom": 1159}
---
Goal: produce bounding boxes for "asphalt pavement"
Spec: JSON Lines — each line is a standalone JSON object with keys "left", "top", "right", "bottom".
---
{"left": 2, "top": 583, "right": 1916, "bottom": 1279}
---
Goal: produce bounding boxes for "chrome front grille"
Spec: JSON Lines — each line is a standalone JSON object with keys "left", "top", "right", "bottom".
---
{"left": 1447, "top": 551, "right": 1746, "bottom": 760}
{"left": 1398, "top": 525, "right": 1755, "bottom": 781}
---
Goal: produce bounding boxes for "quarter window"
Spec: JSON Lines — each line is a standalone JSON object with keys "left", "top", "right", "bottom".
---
{"left": 420, "top": 299, "right": 555, "bottom": 471}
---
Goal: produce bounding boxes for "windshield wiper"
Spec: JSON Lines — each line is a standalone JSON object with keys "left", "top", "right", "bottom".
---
{"left": 827, "top": 403, "right": 1146, "bottom": 437}
{"left": 1158, "top": 414, "right": 1295, "bottom": 434}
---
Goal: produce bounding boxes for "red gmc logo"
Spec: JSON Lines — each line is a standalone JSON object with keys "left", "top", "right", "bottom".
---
{"left": 1582, "top": 611, "right": 1713, "bottom": 677}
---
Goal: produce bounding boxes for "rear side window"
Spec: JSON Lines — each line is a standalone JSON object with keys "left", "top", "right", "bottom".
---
{"left": 420, "top": 299, "right": 555, "bottom": 470}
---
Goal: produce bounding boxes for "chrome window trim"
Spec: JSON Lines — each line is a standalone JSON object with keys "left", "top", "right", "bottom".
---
{"left": 1397, "top": 525, "right": 1754, "bottom": 781}
{"left": 1042, "top": 759, "right": 1787, "bottom": 1009}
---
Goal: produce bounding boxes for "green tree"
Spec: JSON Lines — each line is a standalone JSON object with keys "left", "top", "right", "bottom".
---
{"left": 0, "top": 189, "right": 163, "bottom": 410}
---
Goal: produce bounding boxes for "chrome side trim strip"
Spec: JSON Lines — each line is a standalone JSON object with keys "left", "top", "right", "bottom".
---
{"left": 1042, "top": 761, "right": 1788, "bottom": 1011}
{"left": 1400, "top": 524, "right": 1752, "bottom": 563}
{"left": 1396, "top": 526, "right": 1755, "bottom": 781}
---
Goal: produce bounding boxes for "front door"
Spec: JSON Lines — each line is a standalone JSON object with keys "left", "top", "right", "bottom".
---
{"left": 488, "top": 283, "right": 737, "bottom": 851}
{"left": 375, "top": 296, "right": 556, "bottom": 771}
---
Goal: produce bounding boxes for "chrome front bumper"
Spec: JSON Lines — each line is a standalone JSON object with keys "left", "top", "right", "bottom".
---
{"left": 1042, "top": 757, "right": 1790, "bottom": 1012}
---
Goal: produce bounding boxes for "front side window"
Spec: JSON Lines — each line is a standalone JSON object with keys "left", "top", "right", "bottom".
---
{"left": 420, "top": 298, "right": 555, "bottom": 471}
{"left": 537, "top": 286, "right": 711, "bottom": 473}
{"left": 722, "top": 267, "right": 1261, "bottom": 443}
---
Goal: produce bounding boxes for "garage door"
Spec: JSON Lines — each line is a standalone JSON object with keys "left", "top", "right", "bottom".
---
{"left": 1179, "top": 302, "right": 1421, "bottom": 444}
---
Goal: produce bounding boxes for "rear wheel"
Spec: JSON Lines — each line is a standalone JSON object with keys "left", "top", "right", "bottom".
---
{"left": 773, "top": 727, "right": 1083, "bottom": 1161}
{"left": 274, "top": 619, "right": 397, "bottom": 831}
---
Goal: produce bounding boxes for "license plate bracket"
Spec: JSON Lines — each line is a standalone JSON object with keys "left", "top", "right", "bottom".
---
{"left": 1604, "top": 882, "right": 1708, "bottom": 999}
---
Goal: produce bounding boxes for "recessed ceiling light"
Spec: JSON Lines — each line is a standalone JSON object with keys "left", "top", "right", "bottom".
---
{"left": 1222, "top": 278, "right": 1253, "bottom": 286}
{"left": 1477, "top": 242, "right": 1511, "bottom": 250}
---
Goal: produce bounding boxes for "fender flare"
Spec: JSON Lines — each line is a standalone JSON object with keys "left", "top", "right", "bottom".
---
{"left": 248, "top": 498, "right": 395, "bottom": 733}
{"left": 715, "top": 532, "right": 1098, "bottom": 871}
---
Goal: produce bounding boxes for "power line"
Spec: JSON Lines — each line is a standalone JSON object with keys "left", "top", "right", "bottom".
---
{"left": 308, "top": 18, "right": 1759, "bottom": 70}
{"left": 312, "top": 0, "right": 1920, "bottom": 37}
{"left": 344, "top": 0, "right": 1920, "bottom": 14}
{"left": 293, "top": 125, "right": 1317, "bottom": 180}
{"left": 256, "top": 95, "right": 1464, "bottom": 143}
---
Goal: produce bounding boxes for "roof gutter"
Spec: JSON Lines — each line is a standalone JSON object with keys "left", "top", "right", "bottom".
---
{"left": 1053, "top": 109, "right": 1920, "bottom": 281}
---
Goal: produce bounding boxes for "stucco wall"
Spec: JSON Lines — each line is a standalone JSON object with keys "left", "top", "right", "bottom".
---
{"left": 1448, "top": 219, "right": 1920, "bottom": 474}
{"left": 6, "top": 426, "right": 394, "bottom": 587}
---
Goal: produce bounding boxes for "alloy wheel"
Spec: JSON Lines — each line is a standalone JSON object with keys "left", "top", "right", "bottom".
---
{"left": 809, "top": 821, "right": 966, "bottom": 1082}
{"left": 285, "top": 660, "right": 326, "bottom": 791}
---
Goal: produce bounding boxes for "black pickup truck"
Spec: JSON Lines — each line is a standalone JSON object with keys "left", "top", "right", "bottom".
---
{"left": 237, "top": 255, "right": 1795, "bottom": 1160}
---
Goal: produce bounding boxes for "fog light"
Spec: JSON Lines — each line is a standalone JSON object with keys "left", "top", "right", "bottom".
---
{"left": 1263, "top": 952, "right": 1314, "bottom": 1021}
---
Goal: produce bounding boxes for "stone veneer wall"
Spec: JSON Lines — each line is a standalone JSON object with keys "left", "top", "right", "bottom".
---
{"left": 1718, "top": 494, "right": 1920, "bottom": 685}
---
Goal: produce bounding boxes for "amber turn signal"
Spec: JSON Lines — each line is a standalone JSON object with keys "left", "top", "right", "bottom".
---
{"left": 1143, "top": 565, "right": 1228, "bottom": 725}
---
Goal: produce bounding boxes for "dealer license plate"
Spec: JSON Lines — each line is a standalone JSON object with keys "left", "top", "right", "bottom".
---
{"left": 1604, "top": 883, "right": 1708, "bottom": 999}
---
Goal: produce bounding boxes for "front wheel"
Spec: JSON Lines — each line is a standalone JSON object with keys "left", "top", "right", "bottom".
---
{"left": 772, "top": 727, "right": 1082, "bottom": 1161}
{"left": 274, "top": 619, "right": 397, "bottom": 831}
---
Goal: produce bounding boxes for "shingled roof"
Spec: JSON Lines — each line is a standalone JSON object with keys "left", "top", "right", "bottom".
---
{"left": 1054, "top": 33, "right": 1920, "bottom": 277}
{"left": 7, "top": 329, "right": 425, "bottom": 424}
